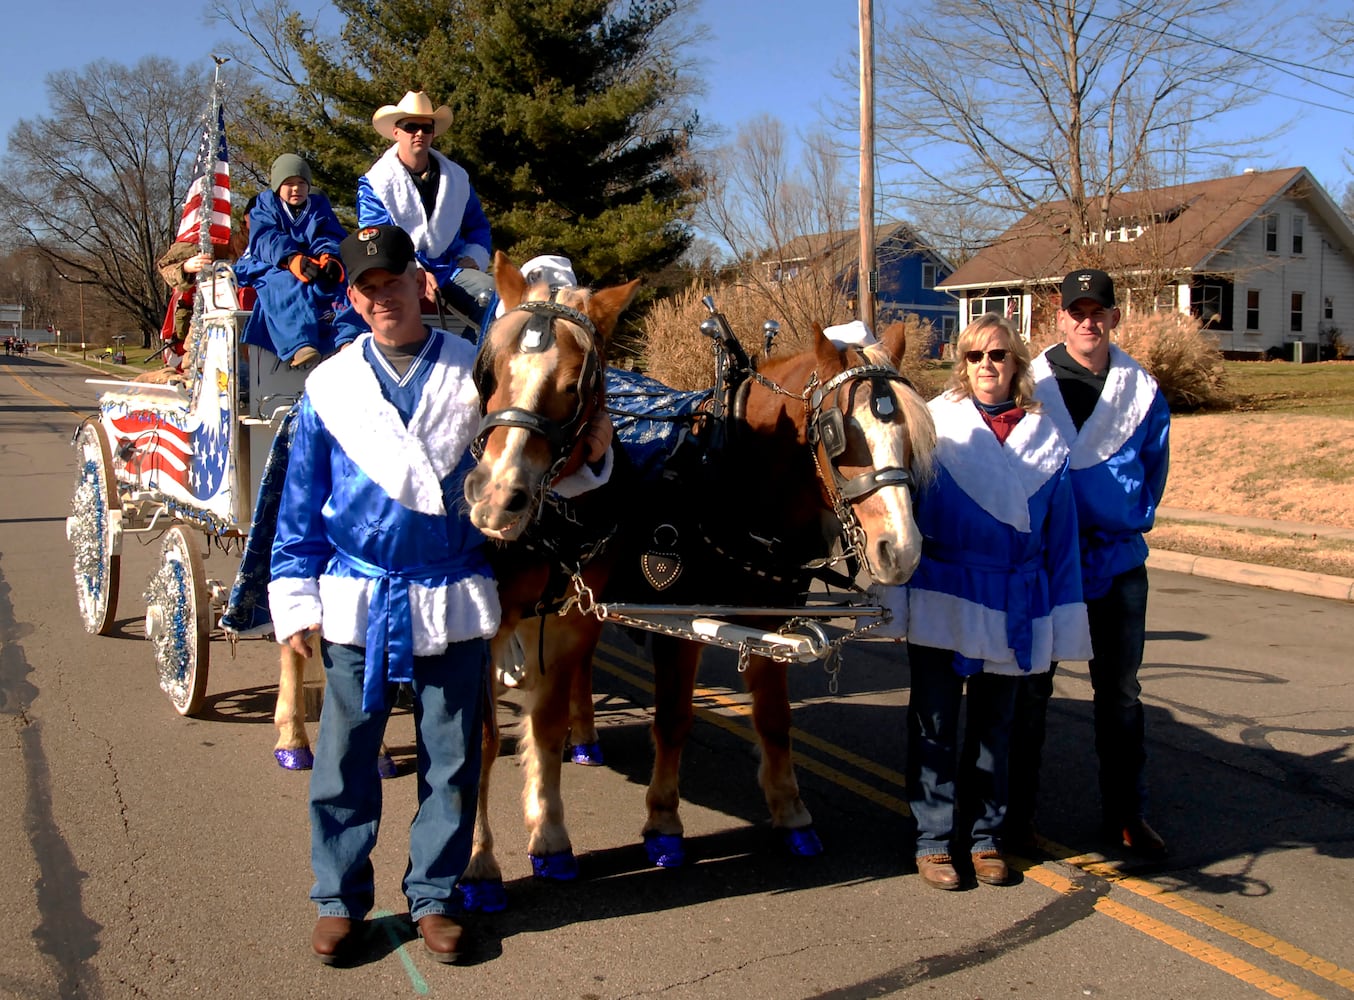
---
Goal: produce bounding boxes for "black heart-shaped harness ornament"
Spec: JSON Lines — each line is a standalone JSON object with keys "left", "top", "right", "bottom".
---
{"left": 640, "top": 523, "right": 682, "bottom": 591}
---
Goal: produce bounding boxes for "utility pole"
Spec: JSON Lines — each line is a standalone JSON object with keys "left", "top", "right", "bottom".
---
{"left": 57, "top": 271, "right": 87, "bottom": 358}
{"left": 858, "top": 0, "right": 876, "bottom": 332}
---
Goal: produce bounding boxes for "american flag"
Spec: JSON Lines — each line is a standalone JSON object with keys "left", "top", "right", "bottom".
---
{"left": 174, "top": 105, "right": 231, "bottom": 246}
{"left": 111, "top": 407, "right": 228, "bottom": 500}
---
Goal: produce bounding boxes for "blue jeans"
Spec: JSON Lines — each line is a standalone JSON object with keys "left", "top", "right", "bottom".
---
{"left": 309, "top": 638, "right": 487, "bottom": 921}
{"left": 906, "top": 643, "right": 1020, "bottom": 858}
{"left": 1008, "top": 563, "right": 1150, "bottom": 831}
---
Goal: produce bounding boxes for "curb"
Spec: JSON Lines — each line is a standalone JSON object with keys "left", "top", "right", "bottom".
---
{"left": 1148, "top": 549, "right": 1354, "bottom": 603}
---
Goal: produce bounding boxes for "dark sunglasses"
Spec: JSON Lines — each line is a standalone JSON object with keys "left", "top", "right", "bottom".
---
{"left": 397, "top": 120, "right": 436, "bottom": 134}
{"left": 965, "top": 349, "right": 1009, "bottom": 364}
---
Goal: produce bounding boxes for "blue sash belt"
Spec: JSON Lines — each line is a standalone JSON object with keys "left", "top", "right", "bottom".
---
{"left": 337, "top": 552, "right": 479, "bottom": 712}
{"left": 922, "top": 542, "right": 1041, "bottom": 676}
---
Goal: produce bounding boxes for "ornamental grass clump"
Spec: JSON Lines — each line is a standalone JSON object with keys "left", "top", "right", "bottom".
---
{"left": 1113, "top": 311, "right": 1231, "bottom": 411}
{"left": 642, "top": 280, "right": 937, "bottom": 392}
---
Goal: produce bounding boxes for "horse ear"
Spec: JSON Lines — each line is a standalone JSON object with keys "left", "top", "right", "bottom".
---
{"left": 813, "top": 323, "right": 841, "bottom": 365}
{"left": 878, "top": 321, "right": 908, "bottom": 369}
{"left": 586, "top": 279, "right": 641, "bottom": 342}
{"left": 493, "top": 250, "right": 526, "bottom": 310}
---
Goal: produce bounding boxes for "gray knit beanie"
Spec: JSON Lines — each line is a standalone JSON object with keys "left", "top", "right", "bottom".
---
{"left": 270, "top": 154, "right": 312, "bottom": 192}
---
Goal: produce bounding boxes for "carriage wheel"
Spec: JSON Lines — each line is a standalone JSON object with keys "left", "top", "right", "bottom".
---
{"left": 67, "top": 420, "right": 121, "bottom": 635}
{"left": 144, "top": 525, "right": 211, "bottom": 716}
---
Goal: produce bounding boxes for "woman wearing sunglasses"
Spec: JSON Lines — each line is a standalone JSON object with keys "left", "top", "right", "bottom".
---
{"left": 900, "top": 313, "right": 1091, "bottom": 890}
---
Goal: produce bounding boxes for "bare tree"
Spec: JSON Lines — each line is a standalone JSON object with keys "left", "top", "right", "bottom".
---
{"left": 0, "top": 58, "right": 216, "bottom": 346}
{"left": 874, "top": 0, "right": 1291, "bottom": 256}
{"left": 698, "top": 116, "right": 858, "bottom": 336}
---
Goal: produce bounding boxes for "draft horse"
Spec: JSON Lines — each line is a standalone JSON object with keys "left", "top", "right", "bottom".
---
{"left": 614, "top": 317, "right": 936, "bottom": 866}
{"left": 458, "top": 253, "right": 640, "bottom": 899}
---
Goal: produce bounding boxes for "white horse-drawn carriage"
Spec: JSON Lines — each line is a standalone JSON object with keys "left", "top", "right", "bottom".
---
{"left": 67, "top": 265, "right": 307, "bottom": 715}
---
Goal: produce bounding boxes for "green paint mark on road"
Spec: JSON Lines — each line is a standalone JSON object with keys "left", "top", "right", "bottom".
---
{"left": 372, "top": 909, "right": 430, "bottom": 994}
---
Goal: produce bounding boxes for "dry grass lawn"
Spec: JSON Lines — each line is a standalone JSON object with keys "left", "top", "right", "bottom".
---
{"left": 1156, "top": 362, "right": 1354, "bottom": 577}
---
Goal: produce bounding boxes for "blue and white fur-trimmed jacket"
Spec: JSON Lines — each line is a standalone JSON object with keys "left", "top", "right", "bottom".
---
{"left": 267, "top": 330, "right": 500, "bottom": 697}
{"left": 881, "top": 391, "right": 1091, "bottom": 676}
{"left": 357, "top": 146, "right": 492, "bottom": 288}
{"left": 1031, "top": 344, "right": 1171, "bottom": 600}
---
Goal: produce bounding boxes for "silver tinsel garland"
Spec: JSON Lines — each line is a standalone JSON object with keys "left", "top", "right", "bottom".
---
{"left": 70, "top": 458, "right": 110, "bottom": 632}
{"left": 145, "top": 551, "right": 195, "bottom": 706}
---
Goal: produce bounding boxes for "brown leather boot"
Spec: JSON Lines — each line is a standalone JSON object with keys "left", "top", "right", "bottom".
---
{"left": 311, "top": 916, "right": 361, "bottom": 966}
{"left": 972, "top": 850, "right": 1014, "bottom": 885}
{"left": 917, "top": 854, "right": 961, "bottom": 891}
{"left": 417, "top": 913, "right": 464, "bottom": 963}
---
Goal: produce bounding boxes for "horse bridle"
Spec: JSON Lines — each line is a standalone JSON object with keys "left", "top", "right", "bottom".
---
{"left": 805, "top": 364, "right": 916, "bottom": 502}
{"left": 742, "top": 360, "right": 916, "bottom": 575}
{"left": 471, "top": 297, "right": 603, "bottom": 482}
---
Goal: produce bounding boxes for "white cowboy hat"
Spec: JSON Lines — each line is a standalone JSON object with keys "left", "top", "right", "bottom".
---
{"left": 372, "top": 91, "right": 453, "bottom": 140}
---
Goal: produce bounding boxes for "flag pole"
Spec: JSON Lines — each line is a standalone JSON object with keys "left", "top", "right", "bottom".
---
{"left": 858, "top": 0, "right": 876, "bottom": 331}
{"left": 198, "top": 57, "right": 229, "bottom": 263}
{"left": 186, "top": 56, "right": 230, "bottom": 384}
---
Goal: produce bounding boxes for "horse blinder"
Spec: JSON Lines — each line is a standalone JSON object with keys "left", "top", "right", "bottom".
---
{"left": 813, "top": 407, "right": 847, "bottom": 459}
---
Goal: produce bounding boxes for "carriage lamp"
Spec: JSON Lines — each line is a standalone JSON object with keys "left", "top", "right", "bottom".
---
{"left": 763, "top": 320, "right": 780, "bottom": 356}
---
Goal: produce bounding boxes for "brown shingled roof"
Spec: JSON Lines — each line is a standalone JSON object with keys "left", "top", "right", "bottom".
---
{"left": 939, "top": 167, "right": 1309, "bottom": 290}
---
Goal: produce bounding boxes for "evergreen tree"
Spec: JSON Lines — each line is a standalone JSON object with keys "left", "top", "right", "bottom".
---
{"left": 227, "top": 0, "right": 698, "bottom": 286}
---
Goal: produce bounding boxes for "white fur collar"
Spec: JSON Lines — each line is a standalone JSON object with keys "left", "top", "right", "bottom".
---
{"left": 1032, "top": 344, "right": 1158, "bottom": 470}
{"left": 304, "top": 331, "right": 480, "bottom": 515}
{"left": 929, "top": 392, "right": 1069, "bottom": 532}
{"left": 365, "top": 146, "right": 470, "bottom": 259}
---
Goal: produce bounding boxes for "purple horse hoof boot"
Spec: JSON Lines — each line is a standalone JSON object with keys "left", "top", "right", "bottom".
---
{"left": 530, "top": 850, "right": 579, "bottom": 881}
{"left": 782, "top": 826, "right": 825, "bottom": 857}
{"left": 274, "top": 747, "right": 314, "bottom": 770}
{"left": 644, "top": 832, "right": 686, "bottom": 868}
{"left": 568, "top": 741, "right": 605, "bottom": 766}
{"left": 457, "top": 877, "right": 508, "bottom": 913}
{"left": 377, "top": 752, "right": 398, "bottom": 779}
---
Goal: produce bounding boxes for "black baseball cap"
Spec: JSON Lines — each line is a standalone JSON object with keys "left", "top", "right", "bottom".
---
{"left": 1060, "top": 268, "right": 1116, "bottom": 309}
{"left": 341, "top": 224, "right": 416, "bottom": 285}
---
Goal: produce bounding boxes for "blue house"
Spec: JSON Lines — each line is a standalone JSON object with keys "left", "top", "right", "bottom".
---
{"left": 762, "top": 221, "right": 960, "bottom": 356}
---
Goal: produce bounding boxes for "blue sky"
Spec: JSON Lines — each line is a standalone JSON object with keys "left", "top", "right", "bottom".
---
{"left": 1, "top": 0, "right": 1350, "bottom": 208}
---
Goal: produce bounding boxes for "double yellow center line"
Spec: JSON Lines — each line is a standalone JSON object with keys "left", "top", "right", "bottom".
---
{"left": 594, "top": 640, "right": 1354, "bottom": 999}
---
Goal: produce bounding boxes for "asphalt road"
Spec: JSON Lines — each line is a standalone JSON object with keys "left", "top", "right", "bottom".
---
{"left": 3, "top": 350, "right": 1353, "bottom": 1000}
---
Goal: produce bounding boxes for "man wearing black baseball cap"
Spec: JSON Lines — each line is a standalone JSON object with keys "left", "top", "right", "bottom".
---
{"left": 1009, "top": 266, "right": 1172, "bottom": 860}
{"left": 268, "top": 221, "right": 498, "bottom": 965}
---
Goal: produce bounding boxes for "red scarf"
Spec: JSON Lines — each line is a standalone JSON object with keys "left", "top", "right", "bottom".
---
{"left": 979, "top": 406, "right": 1025, "bottom": 445}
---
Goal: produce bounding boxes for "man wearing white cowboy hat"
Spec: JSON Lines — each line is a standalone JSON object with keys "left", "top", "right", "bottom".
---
{"left": 357, "top": 90, "right": 496, "bottom": 332}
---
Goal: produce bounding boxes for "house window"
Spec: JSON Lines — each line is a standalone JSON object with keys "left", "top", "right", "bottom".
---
{"left": 1325, "top": 296, "right": 1334, "bottom": 321}
{"left": 941, "top": 315, "right": 956, "bottom": 338}
{"left": 1153, "top": 286, "right": 1176, "bottom": 313}
{"left": 1196, "top": 285, "right": 1222, "bottom": 327}
{"left": 1291, "top": 292, "right": 1304, "bottom": 332}
{"left": 922, "top": 262, "right": 937, "bottom": 289}
{"left": 1263, "top": 216, "right": 1278, "bottom": 254}
{"left": 1292, "top": 215, "right": 1305, "bottom": 255}
{"left": 1246, "top": 290, "right": 1260, "bottom": 331}
{"left": 971, "top": 296, "right": 1019, "bottom": 324}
